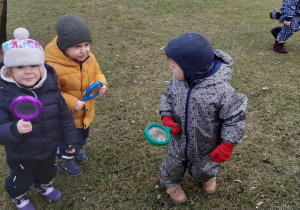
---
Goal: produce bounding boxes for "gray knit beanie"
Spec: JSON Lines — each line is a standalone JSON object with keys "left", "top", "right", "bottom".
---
{"left": 56, "top": 15, "right": 92, "bottom": 50}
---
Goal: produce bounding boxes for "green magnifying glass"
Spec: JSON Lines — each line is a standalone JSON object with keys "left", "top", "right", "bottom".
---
{"left": 144, "top": 123, "right": 173, "bottom": 146}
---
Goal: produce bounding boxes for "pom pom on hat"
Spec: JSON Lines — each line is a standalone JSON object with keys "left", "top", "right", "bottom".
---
{"left": 13, "top": 27, "right": 30, "bottom": 39}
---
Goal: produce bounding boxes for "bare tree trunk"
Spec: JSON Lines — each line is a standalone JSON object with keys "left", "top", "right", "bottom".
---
{"left": 0, "top": 0, "right": 7, "bottom": 47}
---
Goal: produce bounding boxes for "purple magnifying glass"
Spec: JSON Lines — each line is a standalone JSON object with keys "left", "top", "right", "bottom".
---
{"left": 11, "top": 96, "right": 43, "bottom": 122}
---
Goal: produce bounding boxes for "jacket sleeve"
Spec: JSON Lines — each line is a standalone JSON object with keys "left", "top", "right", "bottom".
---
{"left": 159, "top": 77, "right": 175, "bottom": 118}
{"left": 281, "top": 0, "right": 299, "bottom": 18}
{"left": 219, "top": 84, "right": 248, "bottom": 145}
{"left": 0, "top": 96, "right": 23, "bottom": 145}
{"left": 57, "top": 94, "right": 79, "bottom": 145}
{"left": 92, "top": 55, "right": 108, "bottom": 90}
{"left": 57, "top": 80, "right": 78, "bottom": 111}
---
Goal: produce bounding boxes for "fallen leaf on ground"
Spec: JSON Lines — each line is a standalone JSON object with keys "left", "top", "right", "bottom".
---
{"left": 262, "top": 87, "right": 269, "bottom": 90}
{"left": 256, "top": 201, "right": 263, "bottom": 207}
{"left": 137, "top": 170, "right": 141, "bottom": 178}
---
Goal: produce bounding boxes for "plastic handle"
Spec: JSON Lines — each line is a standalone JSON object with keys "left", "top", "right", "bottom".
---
{"left": 166, "top": 123, "right": 181, "bottom": 131}
{"left": 82, "top": 81, "right": 103, "bottom": 102}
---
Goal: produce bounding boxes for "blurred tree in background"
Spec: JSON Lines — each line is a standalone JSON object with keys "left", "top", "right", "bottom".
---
{"left": 0, "top": 0, "right": 7, "bottom": 48}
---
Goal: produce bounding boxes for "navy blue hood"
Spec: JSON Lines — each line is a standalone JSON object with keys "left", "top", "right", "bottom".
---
{"left": 165, "top": 32, "right": 214, "bottom": 84}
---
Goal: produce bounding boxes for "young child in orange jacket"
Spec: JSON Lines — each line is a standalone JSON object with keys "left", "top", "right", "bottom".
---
{"left": 45, "top": 15, "right": 108, "bottom": 176}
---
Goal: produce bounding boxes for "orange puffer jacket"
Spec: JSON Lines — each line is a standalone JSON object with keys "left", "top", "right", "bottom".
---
{"left": 44, "top": 37, "right": 108, "bottom": 129}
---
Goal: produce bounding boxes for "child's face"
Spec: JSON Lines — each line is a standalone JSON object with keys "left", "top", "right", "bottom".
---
{"left": 167, "top": 57, "right": 184, "bottom": 80}
{"left": 11, "top": 65, "right": 41, "bottom": 87}
{"left": 65, "top": 42, "right": 91, "bottom": 61}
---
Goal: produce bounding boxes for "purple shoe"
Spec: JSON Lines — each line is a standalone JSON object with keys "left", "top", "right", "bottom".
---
{"left": 18, "top": 201, "right": 36, "bottom": 210}
{"left": 39, "top": 188, "right": 62, "bottom": 202}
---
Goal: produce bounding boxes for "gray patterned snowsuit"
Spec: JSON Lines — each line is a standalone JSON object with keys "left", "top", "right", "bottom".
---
{"left": 159, "top": 49, "right": 247, "bottom": 188}
{"left": 277, "top": 0, "right": 300, "bottom": 43}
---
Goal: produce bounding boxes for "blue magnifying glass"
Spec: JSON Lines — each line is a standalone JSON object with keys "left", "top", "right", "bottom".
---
{"left": 82, "top": 81, "right": 104, "bottom": 102}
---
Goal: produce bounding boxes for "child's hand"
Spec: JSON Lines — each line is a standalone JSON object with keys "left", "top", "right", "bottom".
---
{"left": 283, "top": 20, "right": 291, "bottom": 26}
{"left": 162, "top": 115, "right": 182, "bottom": 134}
{"left": 210, "top": 142, "right": 235, "bottom": 162}
{"left": 17, "top": 119, "right": 32, "bottom": 134}
{"left": 98, "top": 84, "right": 107, "bottom": 96}
{"left": 65, "top": 148, "right": 75, "bottom": 154}
{"left": 75, "top": 100, "right": 85, "bottom": 111}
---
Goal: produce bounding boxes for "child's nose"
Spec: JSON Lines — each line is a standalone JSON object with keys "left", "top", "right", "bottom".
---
{"left": 24, "top": 67, "right": 32, "bottom": 73}
{"left": 80, "top": 48, "right": 86, "bottom": 53}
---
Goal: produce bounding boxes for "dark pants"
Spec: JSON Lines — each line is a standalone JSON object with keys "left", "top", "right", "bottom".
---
{"left": 57, "top": 127, "right": 89, "bottom": 159}
{"left": 5, "top": 154, "right": 57, "bottom": 198}
{"left": 77, "top": 127, "right": 89, "bottom": 147}
{"left": 277, "top": 16, "right": 300, "bottom": 43}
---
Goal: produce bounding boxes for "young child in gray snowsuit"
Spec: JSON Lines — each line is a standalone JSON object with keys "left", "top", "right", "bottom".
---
{"left": 270, "top": 0, "right": 300, "bottom": 53}
{"left": 159, "top": 32, "right": 248, "bottom": 203}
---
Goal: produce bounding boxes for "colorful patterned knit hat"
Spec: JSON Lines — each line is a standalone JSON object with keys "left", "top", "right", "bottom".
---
{"left": 1, "top": 28, "right": 46, "bottom": 86}
{"left": 2, "top": 27, "right": 45, "bottom": 67}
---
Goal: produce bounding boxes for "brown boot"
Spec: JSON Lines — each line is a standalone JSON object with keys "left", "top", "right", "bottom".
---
{"left": 202, "top": 177, "right": 217, "bottom": 195}
{"left": 273, "top": 42, "right": 288, "bottom": 53}
{"left": 166, "top": 184, "right": 187, "bottom": 203}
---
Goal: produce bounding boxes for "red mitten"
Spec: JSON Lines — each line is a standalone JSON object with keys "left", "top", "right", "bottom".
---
{"left": 162, "top": 115, "right": 182, "bottom": 134}
{"left": 210, "top": 142, "right": 235, "bottom": 162}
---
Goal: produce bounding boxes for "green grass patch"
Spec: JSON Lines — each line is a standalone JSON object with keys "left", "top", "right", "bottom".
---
{"left": 1, "top": 0, "right": 299, "bottom": 209}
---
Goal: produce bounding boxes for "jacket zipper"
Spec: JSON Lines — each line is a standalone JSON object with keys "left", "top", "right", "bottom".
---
{"left": 79, "top": 62, "right": 83, "bottom": 94}
{"left": 184, "top": 80, "right": 199, "bottom": 162}
{"left": 76, "top": 56, "right": 89, "bottom": 95}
